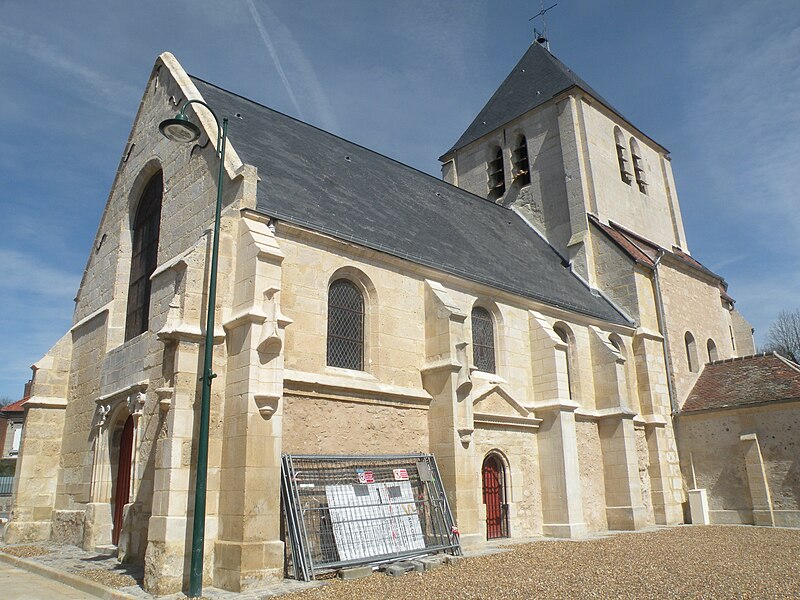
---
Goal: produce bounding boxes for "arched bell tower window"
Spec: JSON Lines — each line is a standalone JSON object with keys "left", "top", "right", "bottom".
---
{"left": 487, "top": 147, "right": 505, "bottom": 200}
{"left": 629, "top": 137, "right": 647, "bottom": 194}
{"left": 614, "top": 127, "right": 632, "bottom": 185}
{"left": 327, "top": 279, "right": 364, "bottom": 370}
{"left": 512, "top": 135, "right": 530, "bottom": 186}
{"left": 472, "top": 306, "right": 496, "bottom": 374}
{"left": 125, "top": 172, "right": 163, "bottom": 341}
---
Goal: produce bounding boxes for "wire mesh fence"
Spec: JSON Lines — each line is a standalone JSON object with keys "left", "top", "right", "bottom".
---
{"left": 282, "top": 453, "right": 461, "bottom": 581}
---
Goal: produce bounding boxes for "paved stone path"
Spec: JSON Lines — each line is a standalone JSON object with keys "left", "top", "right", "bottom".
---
{"left": 0, "top": 560, "right": 95, "bottom": 599}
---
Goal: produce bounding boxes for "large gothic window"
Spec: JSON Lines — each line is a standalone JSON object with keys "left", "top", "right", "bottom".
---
{"left": 472, "top": 307, "right": 496, "bottom": 373}
{"left": 327, "top": 279, "right": 364, "bottom": 370}
{"left": 125, "top": 172, "right": 163, "bottom": 341}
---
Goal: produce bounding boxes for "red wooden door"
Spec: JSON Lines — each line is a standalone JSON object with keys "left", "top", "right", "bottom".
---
{"left": 482, "top": 455, "right": 507, "bottom": 539}
{"left": 113, "top": 415, "right": 134, "bottom": 546}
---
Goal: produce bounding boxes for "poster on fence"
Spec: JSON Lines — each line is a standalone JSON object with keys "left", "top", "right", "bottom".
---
{"left": 325, "top": 481, "right": 425, "bottom": 561}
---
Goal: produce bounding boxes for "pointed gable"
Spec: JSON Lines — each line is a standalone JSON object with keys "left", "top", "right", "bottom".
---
{"left": 441, "top": 42, "right": 619, "bottom": 158}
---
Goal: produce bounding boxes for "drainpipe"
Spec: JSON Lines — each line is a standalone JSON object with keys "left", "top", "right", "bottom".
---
{"left": 652, "top": 251, "right": 678, "bottom": 415}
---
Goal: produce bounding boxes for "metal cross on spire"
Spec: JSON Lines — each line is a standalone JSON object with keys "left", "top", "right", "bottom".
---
{"left": 529, "top": 1, "right": 558, "bottom": 50}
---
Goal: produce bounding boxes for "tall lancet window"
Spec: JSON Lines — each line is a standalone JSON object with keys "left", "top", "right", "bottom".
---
{"left": 487, "top": 147, "right": 505, "bottom": 199}
{"left": 614, "top": 127, "right": 632, "bottom": 185}
{"left": 327, "top": 279, "right": 365, "bottom": 371}
{"left": 472, "top": 307, "right": 496, "bottom": 374}
{"left": 512, "top": 135, "right": 531, "bottom": 186}
{"left": 125, "top": 172, "right": 163, "bottom": 341}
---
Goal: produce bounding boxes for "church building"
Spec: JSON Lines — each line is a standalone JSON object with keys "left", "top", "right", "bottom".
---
{"left": 7, "top": 40, "right": 778, "bottom": 595}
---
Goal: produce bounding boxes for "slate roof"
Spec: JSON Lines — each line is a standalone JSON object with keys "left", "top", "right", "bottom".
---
{"left": 681, "top": 353, "right": 800, "bottom": 413}
{"left": 442, "top": 42, "right": 625, "bottom": 158}
{"left": 191, "top": 77, "right": 630, "bottom": 325}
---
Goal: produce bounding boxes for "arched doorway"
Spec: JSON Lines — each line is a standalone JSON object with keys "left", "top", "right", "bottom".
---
{"left": 482, "top": 454, "right": 509, "bottom": 539}
{"left": 112, "top": 414, "right": 134, "bottom": 545}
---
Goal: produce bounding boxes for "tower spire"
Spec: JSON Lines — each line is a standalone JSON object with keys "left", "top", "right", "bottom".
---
{"left": 529, "top": 2, "right": 557, "bottom": 50}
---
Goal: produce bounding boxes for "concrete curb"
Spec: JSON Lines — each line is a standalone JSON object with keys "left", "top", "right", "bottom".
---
{"left": 0, "top": 551, "right": 140, "bottom": 600}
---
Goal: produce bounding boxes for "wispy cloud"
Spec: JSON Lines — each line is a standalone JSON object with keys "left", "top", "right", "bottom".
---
{"left": 0, "top": 23, "right": 139, "bottom": 116}
{"left": 244, "top": 0, "right": 339, "bottom": 132}
{"left": 0, "top": 249, "right": 80, "bottom": 299}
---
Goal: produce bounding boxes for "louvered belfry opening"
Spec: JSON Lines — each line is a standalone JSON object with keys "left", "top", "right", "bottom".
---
{"left": 472, "top": 307, "right": 496, "bottom": 373}
{"left": 512, "top": 136, "right": 531, "bottom": 186}
{"left": 327, "top": 279, "right": 364, "bottom": 370}
{"left": 125, "top": 172, "right": 163, "bottom": 341}
{"left": 487, "top": 147, "right": 505, "bottom": 199}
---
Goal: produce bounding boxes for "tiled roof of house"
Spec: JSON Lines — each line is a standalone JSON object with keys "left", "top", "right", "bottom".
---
{"left": 190, "top": 77, "right": 631, "bottom": 325}
{"left": 1, "top": 397, "right": 28, "bottom": 414}
{"left": 681, "top": 353, "right": 800, "bottom": 413}
{"left": 441, "top": 42, "right": 635, "bottom": 157}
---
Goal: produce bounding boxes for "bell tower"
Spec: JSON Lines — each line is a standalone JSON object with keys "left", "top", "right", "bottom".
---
{"left": 439, "top": 41, "right": 689, "bottom": 285}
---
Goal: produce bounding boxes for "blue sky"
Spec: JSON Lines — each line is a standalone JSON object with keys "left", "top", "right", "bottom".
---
{"left": 1, "top": 1, "right": 798, "bottom": 400}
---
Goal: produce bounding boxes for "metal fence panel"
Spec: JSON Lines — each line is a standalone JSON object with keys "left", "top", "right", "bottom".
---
{"left": 282, "top": 453, "right": 461, "bottom": 580}
{"left": 0, "top": 476, "right": 13, "bottom": 496}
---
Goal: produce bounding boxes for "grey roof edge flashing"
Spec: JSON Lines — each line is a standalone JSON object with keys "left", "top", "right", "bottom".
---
{"left": 512, "top": 207, "right": 634, "bottom": 326}
{"left": 189, "top": 74, "right": 516, "bottom": 217}
{"left": 264, "top": 208, "right": 631, "bottom": 326}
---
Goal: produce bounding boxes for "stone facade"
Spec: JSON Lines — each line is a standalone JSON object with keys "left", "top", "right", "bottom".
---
{"left": 677, "top": 402, "right": 800, "bottom": 528}
{"left": 7, "top": 41, "right": 773, "bottom": 596}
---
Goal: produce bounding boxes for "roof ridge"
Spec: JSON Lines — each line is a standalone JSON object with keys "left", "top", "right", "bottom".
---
{"left": 188, "top": 75, "right": 515, "bottom": 216}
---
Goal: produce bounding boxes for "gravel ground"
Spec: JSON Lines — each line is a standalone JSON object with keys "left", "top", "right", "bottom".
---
{"left": 0, "top": 545, "right": 52, "bottom": 558}
{"left": 284, "top": 526, "right": 800, "bottom": 599}
{"left": 79, "top": 567, "right": 138, "bottom": 588}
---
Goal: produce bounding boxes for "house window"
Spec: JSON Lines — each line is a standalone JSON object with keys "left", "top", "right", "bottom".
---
{"left": 729, "top": 326, "right": 736, "bottom": 351}
{"left": 707, "top": 339, "right": 718, "bottom": 362}
{"left": 327, "top": 279, "right": 364, "bottom": 370}
{"left": 685, "top": 331, "right": 698, "bottom": 372}
{"left": 472, "top": 307, "right": 496, "bottom": 373}
{"left": 511, "top": 135, "right": 531, "bottom": 186}
{"left": 614, "top": 127, "right": 632, "bottom": 185}
{"left": 487, "top": 147, "right": 505, "bottom": 199}
{"left": 629, "top": 137, "right": 647, "bottom": 194}
{"left": 125, "top": 172, "right": 163, "bottom": 341}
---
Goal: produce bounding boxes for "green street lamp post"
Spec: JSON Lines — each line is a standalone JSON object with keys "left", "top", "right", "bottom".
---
{"left": 159, "top": 101, "right": 228, "bottom": 599}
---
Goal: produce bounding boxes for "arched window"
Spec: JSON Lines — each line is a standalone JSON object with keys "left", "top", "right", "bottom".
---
{"left": 707, "top": 339, "right": 718, "bottom": 362}
{"left": 472, "top": 307, "right": 496, "bottom": 373}
{"left": 614, "top": 127, "right": 632, "bottom": 185}
{"left": 327, "top": 279, "right": 364, "bottom": 370}
{"left": 629, "top": 137, "right": 647, "bottom": 194}
{"left": 554, "top": 325, "right": 573, "bottom": 399}
{"left": 685, "top": 331, "right": 697, "bottom": 372}
{"left": 487, "top": 147, "right": 505, "bottom": 199}
{"left": 125, "top": 172, "right": 163, "bottom": 341}
{"left": 511, "top": 135, "right": 530, "bottom": 186}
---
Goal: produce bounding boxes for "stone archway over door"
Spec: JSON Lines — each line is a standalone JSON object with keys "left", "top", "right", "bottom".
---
{"left": 482, "top": 454, "right": 509, "bottom": 539}
{"left": 113, "top": 415, "right": 134, "bottom": 545}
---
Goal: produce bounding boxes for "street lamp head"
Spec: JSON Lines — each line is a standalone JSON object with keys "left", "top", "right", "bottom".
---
{"left": 159, "top": 112, "right": 201, "bottom": 143}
